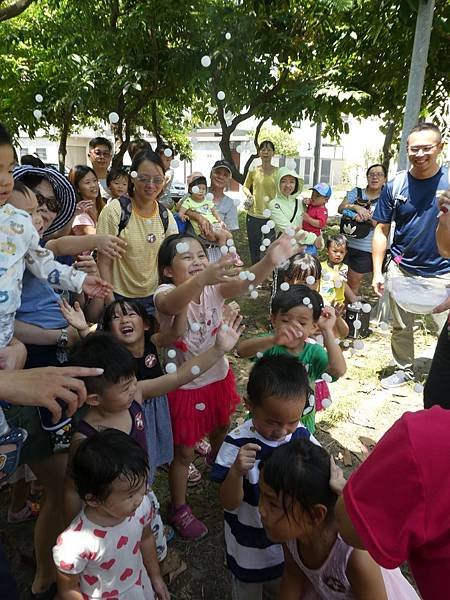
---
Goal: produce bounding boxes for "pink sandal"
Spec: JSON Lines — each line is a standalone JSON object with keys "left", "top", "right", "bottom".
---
{"left": 194, "top": 438, "right": 211, "bottom": 457}
{"left": 187, "top": 463, "right": 202, "bottom": 487}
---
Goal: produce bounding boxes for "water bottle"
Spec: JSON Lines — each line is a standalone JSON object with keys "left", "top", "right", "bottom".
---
{"left": 0, "top": 406, "right": 28, "bottom": 483}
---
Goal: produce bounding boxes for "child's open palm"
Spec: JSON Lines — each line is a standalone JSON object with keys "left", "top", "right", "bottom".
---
{"left": 215, "top": 310, "right": 244, "bottom": 353}
{"left": 274, "top": 322, "right": 303, "bottom": 348}
{"left": 199, "top": 254, "right": 240, "bottom": 286}
{"left": 59, "top": 299, "right": 89, "bottom": 334}
{"left": 266, "top": 233, "right": 297, "bottom": 267}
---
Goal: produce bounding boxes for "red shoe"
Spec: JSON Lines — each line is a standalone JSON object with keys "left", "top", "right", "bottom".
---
{"left": 168, "top": 504, "right": 208, "bottom": 540}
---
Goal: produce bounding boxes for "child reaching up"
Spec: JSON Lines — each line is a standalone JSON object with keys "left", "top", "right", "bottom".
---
{"left": 321, "top": 234, "right": 358, "bottom": 305}
{"left": 212, "top": 355, "right": 317, "bottom": 600}
{"left": 259, "top": 438, "right": 420, "bottom": 599}
{"left": 53, "top": 429, "right": 168, "bottom": 600}
{"left": 154, "top": 232, "right": 297, "bottom": 539}
{"left": 237, "top": 284, "right": 346, "bottom": 433}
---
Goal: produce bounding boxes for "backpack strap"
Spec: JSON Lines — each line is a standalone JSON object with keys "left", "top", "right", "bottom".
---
{"left": 117, "top": 195, "right": 169, "bottom": 236}
{"left": 289, "top": 198, "right": 299, "bottom": 223}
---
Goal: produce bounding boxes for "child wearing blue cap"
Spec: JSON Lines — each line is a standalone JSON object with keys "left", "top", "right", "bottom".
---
{"left": 302, "top": 183, "right": 331, "bottom": 255}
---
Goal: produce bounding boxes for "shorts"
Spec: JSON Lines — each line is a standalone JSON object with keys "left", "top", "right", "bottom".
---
{"left": 168, "top": 368, "right": 240, "bottom": 447}
{"left": 345, "top": 246, "right": 373, "bottom": 274}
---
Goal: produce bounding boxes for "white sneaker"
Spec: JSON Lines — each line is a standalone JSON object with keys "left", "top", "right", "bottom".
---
{"left": 380, "top": 371, "right": 411, "bottom": 389}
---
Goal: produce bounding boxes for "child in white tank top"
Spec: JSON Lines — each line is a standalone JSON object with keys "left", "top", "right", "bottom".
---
{"left": 259, "top": 439, "right": 420, "bottom": 599}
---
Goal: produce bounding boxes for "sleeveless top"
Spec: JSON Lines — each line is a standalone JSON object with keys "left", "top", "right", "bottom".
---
{"left": 286, "top": 536, "right": 354, "bottom": 599}
{"left": 76, "top": 400, "right": 147, "bottom": 452}
{"left": 135, "top": 337, "right": 164, "bottom": 382}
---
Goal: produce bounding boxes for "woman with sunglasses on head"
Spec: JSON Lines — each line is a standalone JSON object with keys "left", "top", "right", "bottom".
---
{"left": 97, "top": 149, "right": 178, "bottom": 316}
{"left": 338, "top": 164, "right": 387, "bottom": 295}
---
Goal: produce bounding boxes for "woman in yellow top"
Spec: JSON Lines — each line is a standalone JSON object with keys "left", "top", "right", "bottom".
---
{"left": 97, "top": 149, "right": 178, "bottom": 316}
{"left": 243, "top": 140, "right": 278, "bottom": 264}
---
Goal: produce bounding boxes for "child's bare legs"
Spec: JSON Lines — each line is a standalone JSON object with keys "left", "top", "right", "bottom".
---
{"left": 347, "top": 267, "right": 365, "bottom": 296}
{"left": 9, "top": 478, "right": 29, "bottom": 513}
{"left": 215, "top": 228, "right": 233, "bottom": 247}
{"left": 209, "top": 423, "right": 229, "bottom": 459}
{"left": 169, "top": 444, "right": 195, "bottom": 509}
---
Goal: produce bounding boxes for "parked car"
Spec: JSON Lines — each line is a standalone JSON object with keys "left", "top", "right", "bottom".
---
{"left": 170, "top": 180, "right": 186, "bottom": 201}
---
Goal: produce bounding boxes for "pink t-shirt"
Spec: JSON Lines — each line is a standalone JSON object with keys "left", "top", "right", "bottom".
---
{"left": 155, "top": 283, "right": 228, "bottom": 389}
{"left": 303, "top": 205, "right": 328, "bottom": 235}
{"left": 343, "top": 406, "right": 450, "bottom": 600}
{"left": 73, "top": 212, "right": 96, "bottom": 229}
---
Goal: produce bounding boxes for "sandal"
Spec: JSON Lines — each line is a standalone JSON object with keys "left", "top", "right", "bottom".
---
{"left": 187, "top": 463, "right": 202, "bottom": 487}
{"left": 194, "top": 438, "right": 211, "bottom": 457}
{"left": 8, "top": 500, "right": 39, "bottom": 524}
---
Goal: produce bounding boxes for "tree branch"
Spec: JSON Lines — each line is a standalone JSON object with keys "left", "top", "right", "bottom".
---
{"left": 242, "top": 116, "right": 268, "bottom": 181}
{"left": 0, "top": 0, "right": 35, "bottom": 22}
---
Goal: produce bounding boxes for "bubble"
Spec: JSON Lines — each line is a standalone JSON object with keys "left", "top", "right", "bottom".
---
{"left": 195, "top": 402, "right": 206, "bottom": 411}
{"left": 220, "top": 245, "right": 229, "bottom": 255}
{"left": 220, "top": 323, "right": 229, "bottom": 331}
{"left": 280, "top": 282, "right": 290, "bottom": 291}
{"left": 263, "top": 238, "right": 271, "bottom": 247}
{"left": 35, "top": 94, "right": 43, "bottom": 103}
{"left": 308, "top": 303, "right": 313, "bottom": 309}
{"left": 335, "top": 338, "right": 341, "bottom": 345}
{"left": 205, "top": 192, "right": 214, "bottom": 201}
{"left": 236, "top": 144, "right": 243, "bottom": 153}
{"left": 239, "top": 271, "right": 248, "bottom": 280}
{"left": 259, "top": 245, "right": 266, "bottom": 252}
{"left": 170, "top": 159, "right": 179, "bottom": 169}
{"left": 225, "top": 32, "right": 231, "bottom": 40}
{"left": 247, "top": 272, "right": 255, "bottom": 281}
{"left": 248, "top": 284, "right": 254, "bottom": 291}
{"left": 261, "top": 224, "right": 270, "bottom": 234}
{"left": 353, "top": 319, "right": 362, "bottom": 330}
{"left": 167, "top": 349, "right": 176, "bottom": 359}
{"left": 256, "top": 352, "right": 263, "bottom": 359}
{"left": 334, "top": 279, "right": 343, "bottom": 288}
{"left": 250, "top": 290, "right": 259, "bottom": 299}
{"left": 191, "top": 365, "right": 201, "bottom": 375}
{"left": 362, "top": 303, "right": 372, "bottom": 313}
{"left": 306, "top": 276, "right": 315, "bottom": 285}
{"left": 108, "top": 111, "right": 119, "bottom": 124}
{"left": 176, "top": 242, "right": 189, "bottom": 254}
{"left": 201, "top": 55, "right": 211, "bottom": 67}
{"left": 166, "top": 362, "right": 177, "bottom": 374}
{"left": 130, "top": 170, "right": 138, "bottom": 179}
{"left": 379, "top": 321, "right": 389, "bottom": 331}
{"left": 164, "top": 148, "right": 173, "bottom": 157}
{"left": 191, "top": 185, "right": 200, "bottom": 194}
{"left": 322, "top": 272, "right": 331, "bottom": 281}
{"left": 226, "top": 239, "right": 234, "bottom": 247}
{"left": 285, "top": 227, "right": 295, "bottom": 237}
{"left": 343, "top": 340, "right": 350, "bottom": 348}
{"left": 350, "top": 31, "right": 358, "bottom": 40}
{"left": 33, "top": 109, "right": 42, "bottom": 120}
{"left": 207, "top": 106, "right": 215, "bottom": 114}
{"left": 262, "top": 209, "right": 271, "bottom": 218}
{"left": 414, "top": 383, "right": 424, "bottom": 393}
{"left": 322, "top": 398, "right": 332, "bottom": 409}
{"left": 290, "top": 238, "right": 298, "bottom": 246}
{"left": 263, "top": 196, "right": 269, "bottom": 203}
{"left": 217, "top": 91, "right": 226, "bottom": 101}
{"left": 191, "top": 322, "right": 201, "bottom": 332}
{"left": 229, "top": 245, "right": 236, "bottom": 254}
{"left": 302, "top": 297, "right": 310, "bottom": 305}
{"left": 321, "top": 373, "right": 333, "bottom": 383}
{"left": 353, "top": 340, "right": 364, "bottom": 350}
{"left": 267, "top": 220, "right": 275, "bottom": 229}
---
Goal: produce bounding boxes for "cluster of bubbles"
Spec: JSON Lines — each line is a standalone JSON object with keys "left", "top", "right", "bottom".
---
{"left": 220, "top": 239, "right": 238, "bottom": 255}
{"left": 33, "top": 93, "right": 44, "bottom": 121}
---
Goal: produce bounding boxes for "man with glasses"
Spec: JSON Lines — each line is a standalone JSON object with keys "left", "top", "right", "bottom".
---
{"left": 371, "top": 122, "right": 450, "bottom": 388}
{"left": 88, "top": 137, "right": 113, "bottom": 200}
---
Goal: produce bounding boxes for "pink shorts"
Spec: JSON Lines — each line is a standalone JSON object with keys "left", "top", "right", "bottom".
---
{"left": 168, "top": 368, "right": 240, "bottom": 447}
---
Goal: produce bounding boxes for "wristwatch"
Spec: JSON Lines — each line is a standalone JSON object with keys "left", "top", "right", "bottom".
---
{"left": 56, "top": 328, "right": 69, "bottom": 364}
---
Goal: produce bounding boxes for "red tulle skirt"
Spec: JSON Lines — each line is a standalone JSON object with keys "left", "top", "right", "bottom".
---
{"left": 168, "top": 368, "right": 240, "bottom": 447}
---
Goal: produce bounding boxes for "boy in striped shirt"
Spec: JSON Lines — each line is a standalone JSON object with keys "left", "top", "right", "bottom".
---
{"left": 212, "top": 355, "right": 316, "bottom": 600}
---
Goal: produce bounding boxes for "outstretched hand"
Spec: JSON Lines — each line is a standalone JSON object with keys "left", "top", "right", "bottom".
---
{"left": 82, "top": 275, "right": 113, "bottom": 298}
{"left": 199, "top": 254, "right": 241, "bottom": 286}
{"left": 59, "top": 299, "right": 89, "bottom": 334}
{"left": 329, "top": 456, "right": 346, "bottom": 496}
{"left": 266, "top": 233, "right": 297, "bottom": 268}
{"left": 317, "top": 305, "right": 337, "bottom": 332}
{"left": 215, "top": 310, "right": 244, "bottom": 353}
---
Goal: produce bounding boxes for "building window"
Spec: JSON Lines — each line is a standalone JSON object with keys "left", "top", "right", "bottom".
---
{"left": 320, "top": 159, "right": 331, "bottom": 184}
{"left": 19, "top": 148, "right": 29, "bottom": 157}
{"left": 303, "top": 158, "right": 312, "bottom": 186}
{"left": 35, "top": 148, "right": 47, "bottom": 161}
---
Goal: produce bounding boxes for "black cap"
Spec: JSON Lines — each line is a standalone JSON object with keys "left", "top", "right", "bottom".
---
{"left": 211, "top": 160, "right": 232, "bottom": 175}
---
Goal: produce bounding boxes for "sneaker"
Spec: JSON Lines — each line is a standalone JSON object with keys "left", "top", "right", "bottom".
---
{"left": 187, "top": 463, "right": 202, "bottom": 487}
{"left": 380, "top": 371, "right": 412, "bottom": 389}
{"left": 168, "top": 504, "right": 208, "bottom": 540}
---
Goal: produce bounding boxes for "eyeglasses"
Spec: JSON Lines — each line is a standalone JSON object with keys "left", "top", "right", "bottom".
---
{"left": 35, "top": 191, "right": 60, "bottom": 214}
{"left": 368, "top": 172, "right": 385, "bottom": 178}
{"left": 407, "top": 144, "right": 439, "bottom": 155}
{"left": 91, "top": 151, "right": 111, "bottom": 158}
{"left": 135, "top": 175, "right": 164, "bottom": 186}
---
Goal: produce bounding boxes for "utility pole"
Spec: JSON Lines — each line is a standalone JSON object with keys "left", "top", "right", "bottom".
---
{"left": 397, "top": 0, "right": 436, "bottom": 170}
{"left": 313, "top": 121, "right": 322, "bottom": 185}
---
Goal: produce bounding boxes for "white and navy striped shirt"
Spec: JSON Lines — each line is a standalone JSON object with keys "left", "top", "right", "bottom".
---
{"left": 211, "top": 419, "right": 317, "bottom": 583}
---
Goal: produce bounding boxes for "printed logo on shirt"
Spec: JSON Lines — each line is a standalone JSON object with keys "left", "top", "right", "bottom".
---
{"left": 135, "top": 412, "right": 144, "bottom": 430}
{"left": 325, "top": 576, "right": 346, "bottom": 593}
{"left": 146, "top": 233, "right": 156, "bottom": 244}
{"left": 1, "top": 241, "right": 16, "bottom": 255}
{"left": 9, "top": 221, "right": 24, "bottom": 235}
{"left": 144, "top": 353, "right": 157, "bottom": 368}
{"left": 0, "top": 291, "right": 9, "bottom": 303}
{"left": 47, "top": 269, "right": 61, "bottom": 286}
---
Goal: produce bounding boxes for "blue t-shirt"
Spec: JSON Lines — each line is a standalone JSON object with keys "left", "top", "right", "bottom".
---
{"left": 373, "top": 167, "right": 450, "bottom": 276}
{"left": 16, "top": 269, "right": 68, "bottom": 329}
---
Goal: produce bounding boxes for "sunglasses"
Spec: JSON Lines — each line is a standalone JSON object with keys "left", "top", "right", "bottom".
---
{"left": 35, "top": 191, "right": 60, "bottom": 214}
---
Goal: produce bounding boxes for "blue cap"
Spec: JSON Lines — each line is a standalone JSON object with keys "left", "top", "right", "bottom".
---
{"left": 310, "top": 183, "right": 332, "bottom": 198}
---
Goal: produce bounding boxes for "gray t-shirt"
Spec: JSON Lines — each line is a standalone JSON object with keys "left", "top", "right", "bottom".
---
{"left": 212, "top": 191, "right": 239, "bottom": 231}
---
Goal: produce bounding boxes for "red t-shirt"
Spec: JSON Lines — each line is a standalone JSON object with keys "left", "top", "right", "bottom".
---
{"left": 303, "top": 205, "right": 328, "bottom": 235}
{"left": 343, "top": 406, "right": 450, "bottom": 600}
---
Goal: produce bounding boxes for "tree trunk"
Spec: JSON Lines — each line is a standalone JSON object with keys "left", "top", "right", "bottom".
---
{"left": 312, "top": 121, "right": 322, "bottom": 185}
{"left": 382, "top": 121, "right": 395, "bottom": 173}
{"left": 58, "top": 108, "right": 73, "bottom": 173}
{"left": 0, "top": 0, "right": 35, "bottom": 22}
